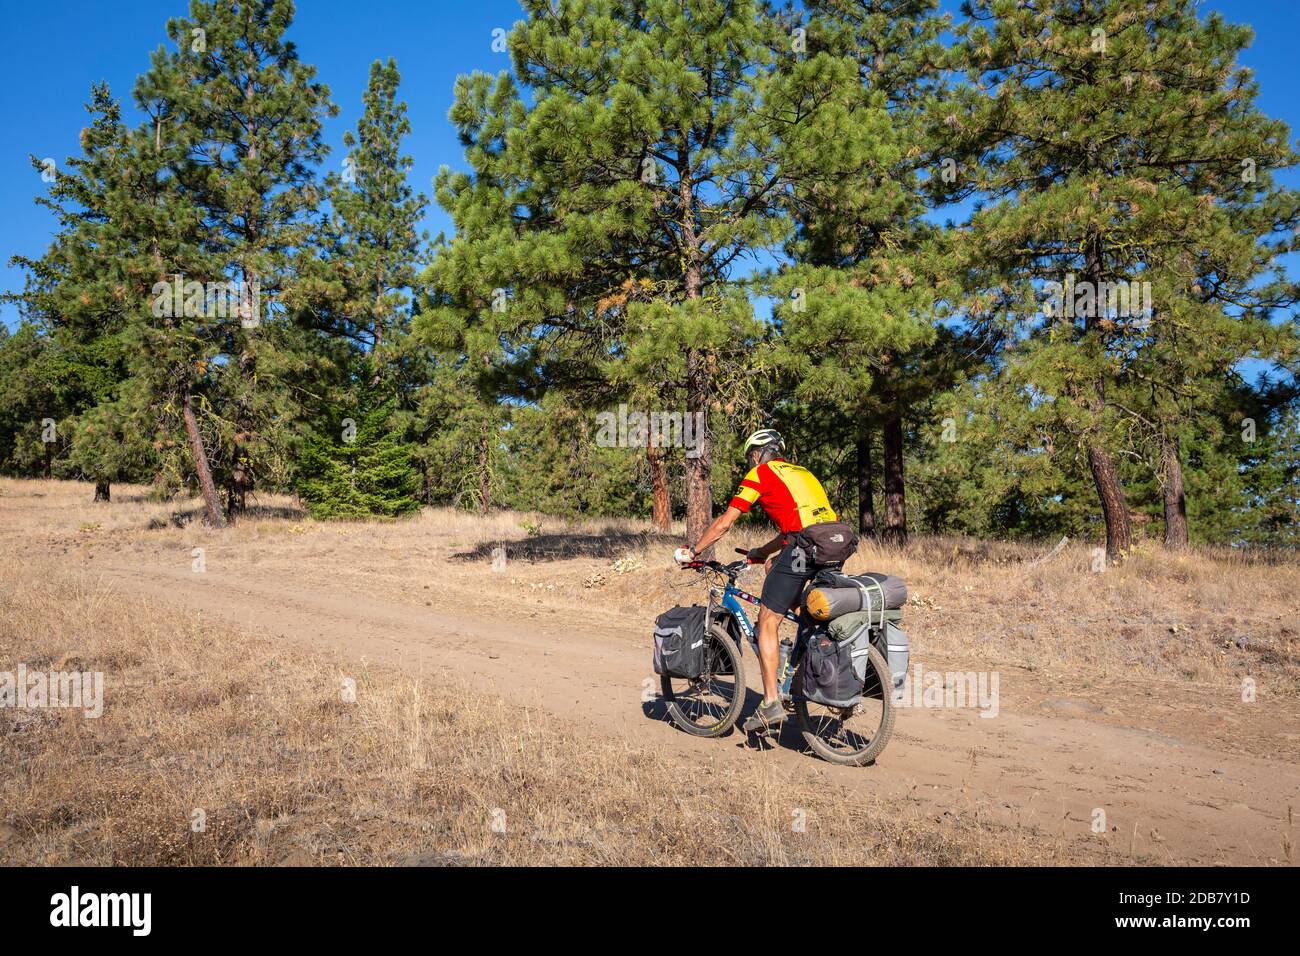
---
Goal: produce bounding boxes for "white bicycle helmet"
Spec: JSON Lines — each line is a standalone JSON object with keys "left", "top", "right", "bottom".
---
{"left": 743, "top": 428, "right": 784, "bottom": 456}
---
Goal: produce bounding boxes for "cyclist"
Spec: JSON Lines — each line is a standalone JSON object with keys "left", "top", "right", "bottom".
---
{"left": 676, "top": 428, "right": 844, "bottom": 733}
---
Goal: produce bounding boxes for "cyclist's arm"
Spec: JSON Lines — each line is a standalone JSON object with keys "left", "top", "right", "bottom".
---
{"left": 688, "top": 506, "right": 742, "bottom": 557}
{"left": 747, "top": 533, "right": 785, "bottom": 563}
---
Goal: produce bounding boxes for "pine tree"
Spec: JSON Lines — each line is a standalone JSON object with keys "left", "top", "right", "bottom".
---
{"left": 424, "top": 0, "right": 850, "bottom": 551}
{"left": 306, "top": 58, "right": 428, "bottom": 394}
{"left": 296, "top": 402, "right": 419, "bottom": 519}
{"left": 764, "top": 0, "right": 955, "bottom": 544}
{"left": 111, "top": 61, "right": 233, "bottom": 525}
{"left": 939, "top": 0, "right": 1300, "bottom": 559}
{"left": 138, "top": 0, "right": 336, "bottom": 515}
{"left": 4, "top": 84, "right": 146, "bottom": 494}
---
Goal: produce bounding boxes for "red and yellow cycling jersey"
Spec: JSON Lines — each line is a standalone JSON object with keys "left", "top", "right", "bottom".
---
{"left": 728, "top": 458, "right": 837, "bottom": 533}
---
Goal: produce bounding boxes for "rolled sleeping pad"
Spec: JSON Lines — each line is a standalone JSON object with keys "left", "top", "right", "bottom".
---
{"left": 804, "top": 571, "right": 907, "bottom": 622}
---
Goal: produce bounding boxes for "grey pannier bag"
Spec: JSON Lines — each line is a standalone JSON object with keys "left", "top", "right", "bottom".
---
{"left": 881, "top": 621, "right": 909, "bottom": 693}
{"left": 800, "top": 625, "right": 873, "bottom": 708}
{"left": 830, "top": 610, "right": 909, "bottom": 692}
{"left": 652, "top": 605, "right": 709, "bottom": 679}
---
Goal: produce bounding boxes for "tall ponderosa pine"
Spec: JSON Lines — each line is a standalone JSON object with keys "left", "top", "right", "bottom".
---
{"left": 139, "top": 0, "right": 335, "bottom": 516}
{"left": 295, "top": 56, "right": 432, "bottom": 516}
{"left": 311, "top": 58, "right": 428, "bottom": 393}
{"left": 769, "top": 0, "right": 952, "bottom": 544}
{"left": 426, "top": 0, "right": 848, "bottom": 548}
{"left": 4, "top": 85, "right": 146, "bottom": 496}
{"left": 940, "top": 0, "right": 1299, "bottom": 558}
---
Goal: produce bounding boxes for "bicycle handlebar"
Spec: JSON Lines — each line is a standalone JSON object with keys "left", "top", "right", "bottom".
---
{"left": 677, "top": 546, "right": 754, "bottom": 578}
{"left": 681, "top": 558, "right": 748, "bottom": 576}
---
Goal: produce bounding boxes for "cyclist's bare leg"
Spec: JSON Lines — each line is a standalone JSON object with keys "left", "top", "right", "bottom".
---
{"left": 756, "top": 605, "right": 783, "bottom": 703}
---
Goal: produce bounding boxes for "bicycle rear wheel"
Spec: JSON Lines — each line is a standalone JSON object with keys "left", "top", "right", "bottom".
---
{"left": 661, "top": 624, "right": 745, "bottom": 737}
{"left": 794, "top": 643, "right": 895, "bottom": 766}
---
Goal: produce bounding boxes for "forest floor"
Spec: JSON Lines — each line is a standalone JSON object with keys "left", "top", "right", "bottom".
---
{"left": 2, "top": 477, "right": 1297, "bottom": 865}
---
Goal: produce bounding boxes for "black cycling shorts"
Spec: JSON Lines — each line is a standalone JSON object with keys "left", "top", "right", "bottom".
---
{"left": 760, "top": 540, "right": 817, "bottom": 615}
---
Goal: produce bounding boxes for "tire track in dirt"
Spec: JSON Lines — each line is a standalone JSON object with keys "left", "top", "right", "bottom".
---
{"left": 88, "top": 558, "right": 1299, "bottom": 864}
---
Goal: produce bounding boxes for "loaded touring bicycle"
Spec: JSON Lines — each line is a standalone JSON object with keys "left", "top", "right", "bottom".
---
{"left": 653, "top": 549, "right": 909, "bottom": 766}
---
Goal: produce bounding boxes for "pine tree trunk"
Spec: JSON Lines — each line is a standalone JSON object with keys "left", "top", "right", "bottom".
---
{"left": 1088, "top": 444, "right": 1132, "bottom": 560}
{"left": 420, "top": 461, "right": 432, "bottom": 505}
{"left": 855, "top": 433, "right": 876, "bottom": 538}
{"left": 684, "top": 347, "right": 713, "bottom": 555}
{"left": 678, "top": 143, "right": 712, "bottom": 555}
{"left": 94, "top": 480, "right": 110, "bottom": 503}
{"left": 648, "top": 441, "right": 671, "bottom": 532}
{"left": 1162, "top": 431, "right": 1189, "bottom": 550}
{"left": 183, "top": 389, "right": 227, "bottom": 528}
{"left": 44, "top": 442, "right": 52, "bottom": 479}
{"left": 1082, "top": 237, "right": 1132, "bottom": 561}
{"left": 881, "top": 408, "right": 907, "bottom": 546}
{"left": 477, "top": 426, "right": 491, "bottom": 516}
{"left": 372, "top": 273, "right": 385, "bottom": 389}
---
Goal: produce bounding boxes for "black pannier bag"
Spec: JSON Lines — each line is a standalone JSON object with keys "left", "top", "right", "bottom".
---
{"left": 800, "top": 625, "right": 872, "bottom": 708}
{"left": 790, "top": 520, "right": 859, "bottom": 566}
{"left": 652, "top": 605, "right": 710, "bottom": 679}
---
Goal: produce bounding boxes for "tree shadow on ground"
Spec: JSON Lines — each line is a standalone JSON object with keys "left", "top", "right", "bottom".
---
{"left": 452, "top": 529, "right": 679, "bottom": 563}
{"left": 147, "top": 502, "right": 306, "bottom": 528}
{"left": 115, "top": 492, "right": 162, "bottom": 504}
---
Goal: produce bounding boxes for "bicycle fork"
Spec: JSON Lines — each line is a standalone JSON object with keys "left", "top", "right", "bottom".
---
{"left": 718, "top": 585, "right": 799, "bottom": 702}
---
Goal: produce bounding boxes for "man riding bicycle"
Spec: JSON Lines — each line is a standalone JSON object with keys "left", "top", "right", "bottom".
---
{"left": 676, "top": 428, "right": 849, "bottom": 733}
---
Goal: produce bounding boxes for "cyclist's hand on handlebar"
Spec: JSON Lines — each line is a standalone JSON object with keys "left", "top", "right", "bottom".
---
{"left": 673, "top": 547, "right": 695, "bottom": 565}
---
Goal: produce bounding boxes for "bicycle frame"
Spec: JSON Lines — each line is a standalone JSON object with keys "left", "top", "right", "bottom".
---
{"left": 708, "top": 575, "right": 811, "bottom": 701}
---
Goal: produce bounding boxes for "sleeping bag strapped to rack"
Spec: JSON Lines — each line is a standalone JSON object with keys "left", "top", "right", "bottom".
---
{"left": 803, "top": 571, "right": 907, "bottom": 622}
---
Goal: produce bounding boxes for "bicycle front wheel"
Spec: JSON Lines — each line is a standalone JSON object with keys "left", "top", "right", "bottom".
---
{"left": 661, "top": 624, "right": 746, "bottom": 737}
{"left": 794, "top": 643, "right": 895, "bottom": 766}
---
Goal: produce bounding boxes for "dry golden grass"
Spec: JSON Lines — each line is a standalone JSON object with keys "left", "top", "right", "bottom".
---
{"left": 589, "top": 525, "right": 1300, "bottom": 695}
{"left": 0, "top": 554, "right": 1105, "bottom": 866}
{"left": 5, "top": 475, "right": 1295, "bottom": 698}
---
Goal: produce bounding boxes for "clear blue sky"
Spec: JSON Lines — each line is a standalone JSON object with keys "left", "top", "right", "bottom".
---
{"left": 2, "top": 0, "right": 1298, "bottom": 332}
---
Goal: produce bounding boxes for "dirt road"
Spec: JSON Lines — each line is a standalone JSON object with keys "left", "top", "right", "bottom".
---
{"left": 5, "top": 477, "right": 1293, "bottom": 865}
{"left": 77, "top": 552, "right": 1296, "bottom": 865}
